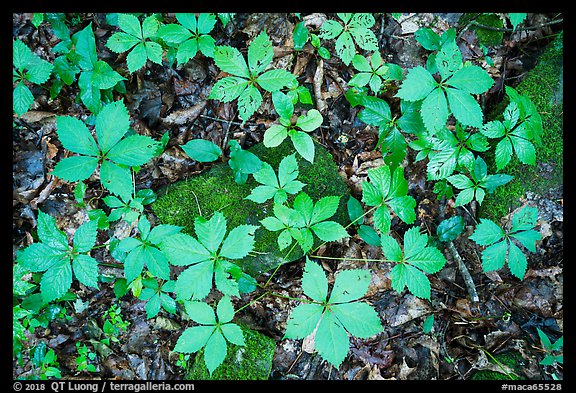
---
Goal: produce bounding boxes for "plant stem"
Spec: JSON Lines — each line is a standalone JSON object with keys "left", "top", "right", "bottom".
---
{"left": 447, "top": 241, "right": 479, "bottom": 303}
{"left": 309, "top": 254, "right": 393, "bottom": 263}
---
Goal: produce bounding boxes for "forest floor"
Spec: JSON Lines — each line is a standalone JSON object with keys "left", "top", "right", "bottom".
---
{"left": 12, "top": 12, "right": 563, "bottom": 382}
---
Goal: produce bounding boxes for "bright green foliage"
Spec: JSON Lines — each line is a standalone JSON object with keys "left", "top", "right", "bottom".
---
{"left": 508, "top": 13, "right": 527, "bottom": 31}
{"left": 208, "top": 30, "right": 297, "bottom": 122}
{"left": 160, "top": 211, "right": 258, "bottom": 301}
{"left": 228, "top": 140, "right": 263, "bottom": 184}
{"left": 71, "top": 23, "right": 125, "bottom": 113}
{"left": 414, "top": 27, "right": 456, "bottom": 52}
{"left": 349, "top": 94, "right": 408, "bottom": 169}
{"left": 381, "top": 226, "right": 447, "bottom": 300}
{"left": 75, "top": 342, "right": 97, "bottom": 373}
{"left": 102, "top": 303, "right": 130, "bottom": 344}
{"left": 217, "top": 13, "right": 235, "bottom": 28}
{"left": 116, "top": 216, "right": 182, "bottom": 283}
{"left": 347, "top": 196, "right": 381, "bottom": 246}
{"left": 293, "top": 21, "right": 330, "bottom": 60}
{"left": 396, "top": 38, "right": 494, "bottom": 133}
{"left": 481, "top": 86, "right": 542, "bottom": 171}
{"left": 319, "top": 13, "right": 378, "bottom": 66}
{"left": 436, "top": 215, "right": 465, "bottom": 243}
{"left": 157, "top": 13, "right": 216, "bottom": 65}
{"left": 411, "top": 122, "right": 490, "bottom": 181}
{"left": 104, "top": 188, "right": 157, "bottom": 225}
{"left": 261, "top": 193, "right": 348, "bottom": 253}
{"left": 536, "top": 328, "right": 563, "bottom": 366}
{"left": 13, "top": 39, "right": 54, "bottom": 116}
{"left": 174, "top": 296, "right": 245, "bottom": 375}
{"left": 264, "top": 91, "right": 323, "bottom": 163}
{"left": 349, "top": 51, "right": 403, "bottom": 94}
{"left": 139, "top": 278, "right": 177, "bottom": 319}
{"left": 29, "top": 342, "right": 62, "bottom": 379}
{"left": 51, "top": 100, "right": 161, "bottom": 201}
{"left": 447, "top": 156, "right": 513, "bottom": 207}
{"left": 246, "top": 154, "right": 306, "bottom": 204}
{"left": 423, "top": 314, "right": 435, "bottom": 334}
{"left": 283, "top": 257, "right": 382, "bottom": 368}
{"left": 469, "top": 205, "right": 541, "bottom": 279}
{"left": 106, "top": 14, "right": 163, "bottom": 73}
{"left": 361, "top": 165, "right": 416, "bottom": 235}
{"left": 16, "top": 210, "right": 99, "bottom": 303}
{"left": 181, "top": 139, "right": 222, "bottom": 163}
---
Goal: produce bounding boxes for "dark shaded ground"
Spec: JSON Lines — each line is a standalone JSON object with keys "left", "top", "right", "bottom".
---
{"left": 12, "top": 13, "right": 563, "bottom": 381}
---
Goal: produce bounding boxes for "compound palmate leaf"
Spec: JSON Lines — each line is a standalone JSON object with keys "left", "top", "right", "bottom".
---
{"left": 469, "top": 205, "right": 540, "bottom": 279}
{"left": 361, "top": 165, "right": 416, "bottom": 234}
{"left": 382, "top": 226, "right": 447, "bottom": 300}
{"left": 16, "top": 211, "right": 99, "bottom": 303}
{"left": 160, "top": 211, "right": 258, "bottom": 301}
{"left": 174, "top": 296, "right": 245, "bottom": 375}
{"left": 283, "top": 258, "right": 382, "bottom": 368}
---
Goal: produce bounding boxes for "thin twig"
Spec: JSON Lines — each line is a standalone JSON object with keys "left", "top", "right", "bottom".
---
{"left": 447, "top": 241, "right": 479, "bottom": 303}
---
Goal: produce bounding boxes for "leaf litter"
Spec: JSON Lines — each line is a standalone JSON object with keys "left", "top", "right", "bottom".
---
{"left": 12, "top": 12, "right": 563, "bottom": 381}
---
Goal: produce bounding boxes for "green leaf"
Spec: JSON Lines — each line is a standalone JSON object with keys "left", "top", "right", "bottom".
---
{"left": 396, "top": 66, "right": 437, "bottom": 101}
{"left": 264, "top": 124, "right": 288, "bottom": 148}
{"left": 106, "top": 135, "right": 159, "bottom": 166}
{"left": 421, "top": 87, "right": 449, "bottom": 132}
{"left": 40, "top": 259, "right": 73, "bottom": 303}
{"left": 293, "top": 21, "right": 309, "bottom": 51}
{"left": 256, "top": 69, "right": 296, "bottom": 92}
{"left": 302, "top": 257, "right": 328, "bottom": 302}
{"left": 228, "top": 140, "right": 262, "bottom": 175}
{"left": 175, "top": 325, "right": 215, "bottom": 353}
{"left": 329, "top": 269, "right": 370, "bottom": 304}
{"left": 289, "top": 130, "right": 315, "bottom": 163}
{"left": 445, "top": 87, "right": 484, "bottom": 128}
{"left": 248, "top": 30, "right": 273, "bottom": 75}
{"left": 335, "top": 31, "right": 355, "bottom": 66}
{"left": 126, "top": 43, "right": 148, "bottom": 73}
{"left": 357, "top": 96, "right": 392, "bottom": 128}
{"left": 51, "top": 156, "right": 99, "bottom": 182}
{"left": 92, "top": 61, "right": 125, "bottom": 90}
{"left": 350, "top": 26, "right": 378, "bottom": 52}
{"left": 185, "top": 300, "right": 217, "bottom": 325}
{"left": 494, "top": 138, "right": 513, "bottom": 171}
{"left": 481, "top": 240, "right": 508, "bottom": 272}
{"left": 73, "top": 219, "right": 98, "bottom": 253}
{"left": 330, "top": 302, "right": 382, "bottom": 338}
{"left": 511, "top": 230, "right": 540, "bottom": 252}
{"left": 221, "top": 323, "right": 245, "bottom": 346}
{"left": 158, "top": 24, "right": 192, "bottom": 44}
{"left": 145, "top": 41, "right": 164, "bottom": 65}
{"left": 77, "top": 71, "right": 102, "bottom": 113}
{"left": 181, "top": 139, "right": 222, "bottom": 163}
{"left": 272, "top": 91, "right": 294, "bottom": 120}
{"left": 319, "top": 20, "right": 343, "bottom": 40}
{"left": 13, "top": 83, "right": 34, "bottom": 116}
{"left": 507, "top": 241, "right": 527, "bottom": 279}
{"left": 347, "top": 196, "right": 364, "bottom": 225}
{"left": 447, "top": 65, "right": 494, "bottom": 94}
{"left": 26, "top": 59, "right": 53, "bottom": 85}
{"left": 124, "top": 245, "right": 146, "bottom": 282}
{"left": 215, "top": 296, "right": 235, "bottom": 324}
{"left": 246, "top": 185, "right": 278, "bottom": 203}
{"left": 204, "top": 330, "right": 227, "bottom": 375}
{"left": 195, "top": 212, "right": 227, "bottom": 254}
{"left": 13, "top": 40, "right": 32, "bottom": 70}
{"left": 219, "top": 224, "right": 258, "bottom": 260}
{"left": 118, "top": 13, "right": 142, "bottom": 39}
{"left": 511, "top": 205, "right": 539, "bottom": 232}
{"left": 437, "top": 215, "right": 465, "bottom": 242}
{"left": 17, "top": 243, "right": 67, "bottom": 272}
{"left": 100, "top": 160, "right": 133, "bottom": 201}
{"left": 283, "top": 303, "right": 324, "bottom": 339}
{"left": 296, "top": 109, "right": 323, "bottom": 132}
{"left": 414, "top": 27, "right": 441, "bottom": 51}
{"left": 470, "top": 219, "right": 505, "bottom": 246}
{"left": 311, "top": 221, "right": 348, "bottom": 242}
{"left": 423, "top": 314, "right": 435, "bottom": 333}
{"left": 72, "top": 254, "right": 99, "bottom": 288}
{"left": 95, "top": 101, "right": 131, "bottom": 154}
{"left": 106, "top": 32, "right": 140, "bottom": 53}
{"left": 209, "top": 76, "right": 249, "bottom": 102}
{"left": 237, "top": 85, "right": 263, "bottom": 122}
{"left": 141, "top": 15, "right": 160, "bottom": 38}
{"left": 358, "top": 225, "right": 381, "bottom": 246}
{"left": 390, "top": 263, "right": 431, "bottom": 300}
{"left": 197, "top": 13, "right": 216, "bottom": 35}
{"left": 144, "top": 246, "right": 171, "bottom": 280}
{"left": 37, "top": 210, "right": 69, "bottom": 251}
{"left": 145, "top": 294, "right": 161, "bottom": 318}
{"left": 314, "top": 311, "right": 350, "bottom": 368}
{"left": 311, "top": 196, "right": 340, "bottom": 224}
{"left": 56, "top": 116, "right": 99, "bottom": 156}
{"left": 435, "top": 39, "right": 462, "bottom": 80}
{"left": 278, "top": 154, "right": 300, "bottom": 187}
{"left": 160, "top": 233, "right": 211, "bottom": 266}
{"left": 175, "top": 262, "right": 214, "bottom": 301}
{"left": 213, "top": 45, "right": 249, "bottom": 78}
{"left": 73, "top": 24, "right": 98, "bottom": 70}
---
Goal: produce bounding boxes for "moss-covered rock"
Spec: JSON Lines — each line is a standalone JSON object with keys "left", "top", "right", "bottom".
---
{"left": 186, "top": 325, "right": 276, "bottom": 380}
{"left": 152, "top": 139, "right": 350, "bottom": 277}
{"left": 470, "top": 351, "right": 524, "bottom": 380}
{"left": 480, "top": 31, "right": 563, "bottom": 221}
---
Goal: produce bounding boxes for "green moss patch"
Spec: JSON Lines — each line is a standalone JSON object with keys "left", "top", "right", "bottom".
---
{"left": 186, "top": 325, "right": 276, "bottom": 380}
{"left": 470, "top": 351, "right": 524, "bottom": 380}
{"left": 152, "top": 139, "right": 350, "bottom": 277}
{"left": 481, "top": 31, "right": 563, "bottom": 221}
